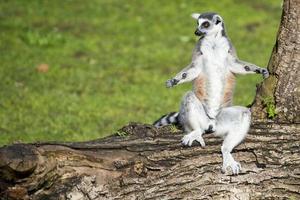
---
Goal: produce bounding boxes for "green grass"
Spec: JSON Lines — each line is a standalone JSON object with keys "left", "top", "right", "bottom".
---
{"left": 0, "top": 0, "right": 282, "bottom": 146}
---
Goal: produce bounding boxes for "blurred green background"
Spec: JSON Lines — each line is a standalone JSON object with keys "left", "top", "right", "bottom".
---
{"left": 0, "top": 0, "right": 282, "bottom": 146}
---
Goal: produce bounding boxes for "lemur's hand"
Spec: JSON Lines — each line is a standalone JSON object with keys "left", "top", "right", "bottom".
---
{"left": 261, "top": 68, "right": 269, "bottom": 79}
{"left": 166, "top": 79, "right": 179, "bottom": 88}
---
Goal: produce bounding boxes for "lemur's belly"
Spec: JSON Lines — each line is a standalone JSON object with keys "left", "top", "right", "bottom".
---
{"left": 194, "top": 72, "right": 235, "bottom": 107}
{"left": 194, "top": 36, "right": 233, "bottom": 109}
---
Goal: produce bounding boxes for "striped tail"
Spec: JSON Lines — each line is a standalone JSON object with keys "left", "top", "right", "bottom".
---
{"left": 153, "top": 112, "right": 179, "bottom": 127}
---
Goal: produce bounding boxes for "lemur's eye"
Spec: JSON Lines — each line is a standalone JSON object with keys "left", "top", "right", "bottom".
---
{"left": 182, "top": 73, "right": 187, "bottom": 79}
{"left": 202, "top": 21, "right": 210, "bottom": 28}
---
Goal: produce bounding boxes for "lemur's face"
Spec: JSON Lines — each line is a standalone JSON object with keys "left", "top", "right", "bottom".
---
{"left": 191, "top": 12, "right": 224, "bottom": 37}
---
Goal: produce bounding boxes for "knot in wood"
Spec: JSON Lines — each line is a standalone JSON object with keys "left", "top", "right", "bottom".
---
{"left": 133, "top": 161, "right": 147, "bottom": 177}
{"left": 0, "top": 144, "right": 38, "bottom": 181}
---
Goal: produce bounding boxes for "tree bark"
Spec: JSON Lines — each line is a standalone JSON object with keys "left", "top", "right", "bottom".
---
{"left": 0, "top": 123, "right": 300, "bottom": 200}
{"left": 251, "top": 0, "right": 300, "bottom": 123}
{"left": 1, "top": 0, "right": 300, "bottom": 199}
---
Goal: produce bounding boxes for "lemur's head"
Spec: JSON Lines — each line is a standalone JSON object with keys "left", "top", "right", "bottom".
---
{"left": 191, "top": 12, "right": 225, "bottom": 37}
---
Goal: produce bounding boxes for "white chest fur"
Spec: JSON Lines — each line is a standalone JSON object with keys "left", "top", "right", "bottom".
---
{"left": 198, "top": 35, "right": 231, "bottom": 116}
{"left": 201, "top": 36, "right": 230, "bottom": 67}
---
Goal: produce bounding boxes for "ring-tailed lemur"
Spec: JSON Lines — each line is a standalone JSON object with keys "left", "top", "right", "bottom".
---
{"left": 153, "top": 12, "right": 269, "bottom": 174}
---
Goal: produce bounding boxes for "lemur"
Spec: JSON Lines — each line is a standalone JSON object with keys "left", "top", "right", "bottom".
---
{"left": 153, "top": 12, "right": 269, "bottom": 174}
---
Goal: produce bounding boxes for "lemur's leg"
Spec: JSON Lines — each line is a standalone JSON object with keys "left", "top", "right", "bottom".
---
{"left": 214, "top": 106, "right": 251, "bottom": 175}
{"left": 180, "top": 91, "right": 210, "bottom": 147}
{"left": 228, "top": 58, "right": 269, "bottom": 78}
{"left": 166, "top": 63, "right": 202, "bottom": 88}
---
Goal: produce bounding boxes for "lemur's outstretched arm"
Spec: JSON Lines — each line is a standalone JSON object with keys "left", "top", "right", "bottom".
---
{"left": 166, "top": 63, "right": 202, "bottom": 88}
{"left": 228, "top": 56, "right": 269, "bottom": 78}
{"left": 166, "top": 40, "right": 204, "bottom": 88}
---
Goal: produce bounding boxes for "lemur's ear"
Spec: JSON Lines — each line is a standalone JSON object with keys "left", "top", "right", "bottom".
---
{"left": 213, "top": 15, "right": 223, "bottom": 25}
{"left": 191, "top": 13, "right": 201, "bottom": 20}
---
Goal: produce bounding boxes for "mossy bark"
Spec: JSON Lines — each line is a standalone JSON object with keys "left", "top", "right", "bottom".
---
{"left": 251, "top": 0, "right": 300, "bottom": 123}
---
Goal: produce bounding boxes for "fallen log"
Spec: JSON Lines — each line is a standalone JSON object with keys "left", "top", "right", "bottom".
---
{"left": 0, "top": 122, "right": 299, "bottom": 199}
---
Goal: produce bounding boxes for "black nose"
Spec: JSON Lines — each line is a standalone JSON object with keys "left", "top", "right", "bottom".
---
{"left": 194, "top": 29, "right": 202, "bottom": 36}
{"left": 172, "top": 79, "right": 179, "bottom": 85}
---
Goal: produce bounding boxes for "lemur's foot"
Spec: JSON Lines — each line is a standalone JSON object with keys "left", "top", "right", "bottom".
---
{"left": 222, "top": 159, "right": 242, "bottom": 175}
{"left": 182, "top": 131, "right": 205, "bottom": 147}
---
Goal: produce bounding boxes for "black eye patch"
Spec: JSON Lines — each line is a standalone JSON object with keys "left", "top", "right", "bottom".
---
{"left": 201, "top": 21, "right": 210, "bottom": 28}
{"left": 182, "top": 73, "right": 187, "bottom": 79}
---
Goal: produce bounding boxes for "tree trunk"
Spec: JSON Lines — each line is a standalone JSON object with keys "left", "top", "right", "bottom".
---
{"left": 1, "top": 0, "right": 300, "bottom": 199}
{"left": 251, "top": 0, "right": 300, "bottom": 123}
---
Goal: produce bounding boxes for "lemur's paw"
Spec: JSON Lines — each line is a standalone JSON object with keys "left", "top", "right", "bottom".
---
{"left": 222, "top": 160, "right": 242, "bottom": 175}
{"left": 166, "top": 79, "right": 179, "bottom": 88}
{"left": 262, "top": 68, "right": 269, "bottom": 79}
{"left": 181, "top": 132, "right": 205, "bottom": 147}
